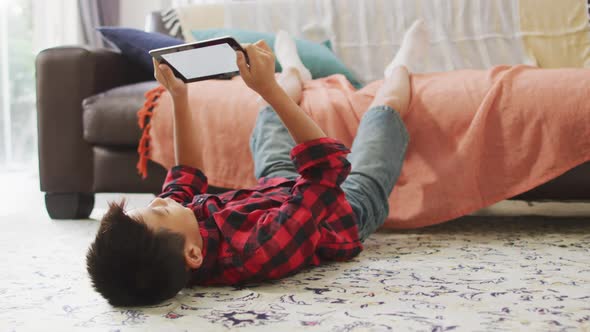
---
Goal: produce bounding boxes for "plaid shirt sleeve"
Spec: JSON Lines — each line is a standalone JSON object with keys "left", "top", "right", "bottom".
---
{"left": 239, "top": 137, "right": 360, "bottom": 281}
{"left": 289, "top": 137, "right": 352, "bottom": 188}
{"left": 158, "top": 165, "right": 208, "bottom": 203}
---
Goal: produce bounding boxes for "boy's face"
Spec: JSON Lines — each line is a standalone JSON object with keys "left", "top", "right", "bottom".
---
{"left": 127, "top": 197, "right": 204, "bottom": 269}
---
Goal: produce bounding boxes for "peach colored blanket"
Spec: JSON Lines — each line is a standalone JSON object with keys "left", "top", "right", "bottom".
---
{"left": 138, "top": 66, "right": 590, "bottom": 229}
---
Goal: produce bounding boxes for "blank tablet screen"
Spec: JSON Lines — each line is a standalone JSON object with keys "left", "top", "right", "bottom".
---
{"left": 161, "top": 43, "right": 238, "bottom": 80}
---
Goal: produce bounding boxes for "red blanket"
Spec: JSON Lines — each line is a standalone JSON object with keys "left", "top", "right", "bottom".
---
{"left": 138, "top": 66, "right": 590, "bottom": 229}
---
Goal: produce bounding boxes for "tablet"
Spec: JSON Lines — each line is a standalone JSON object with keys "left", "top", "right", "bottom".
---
{"left": 149, "top": 36, "right": 249, "bottom": 83}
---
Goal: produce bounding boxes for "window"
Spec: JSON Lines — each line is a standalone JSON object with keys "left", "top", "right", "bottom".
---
{"left": 0, "top": 0, "right": 35, "bottom": 169}
{"left": 0, "top": 0, "right": 80, "bottom": 171}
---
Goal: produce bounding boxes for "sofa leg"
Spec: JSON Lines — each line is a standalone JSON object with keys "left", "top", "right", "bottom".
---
{"left": 45, "top": 193, "right": 95, "bottom": 219}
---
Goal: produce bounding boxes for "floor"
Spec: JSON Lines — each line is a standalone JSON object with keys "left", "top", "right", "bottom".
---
{"left": 1, "top": 170, "right": 589, "bottom": 331}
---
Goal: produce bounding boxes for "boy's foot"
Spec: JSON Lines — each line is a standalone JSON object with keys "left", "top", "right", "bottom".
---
{"left": 275, "top": 30, "right": 312, "bottom": 82}
{"left": 384, "top": 19, "right": 430, "bottom": 77}
{"left": 258, "top": 68, "right": 303, "bottom": 106}
{"left": 370, "top": 66, "right": 411, "bottom": 117}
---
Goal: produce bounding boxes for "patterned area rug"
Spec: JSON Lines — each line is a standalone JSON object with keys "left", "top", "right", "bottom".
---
{"left": 1, "top": 189, "right": 589, "bottom": 332}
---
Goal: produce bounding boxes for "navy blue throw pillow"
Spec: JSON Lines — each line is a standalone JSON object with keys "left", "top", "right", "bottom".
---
{"left": 97, "top": 27, "right": 184, "bottom": 74}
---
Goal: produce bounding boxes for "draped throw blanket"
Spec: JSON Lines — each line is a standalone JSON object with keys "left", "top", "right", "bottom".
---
{"left": 137, "top": 67, "right": 590, "bottom": 229}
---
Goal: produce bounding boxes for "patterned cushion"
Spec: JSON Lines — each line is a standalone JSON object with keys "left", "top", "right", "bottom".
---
{"left": 159, "top": 8, "right": 184, "bottom": 39}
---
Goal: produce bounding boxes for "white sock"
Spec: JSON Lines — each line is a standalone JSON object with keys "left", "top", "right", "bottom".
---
{"left": 275, "top": 30, "right": 312, "bottom": 81}
{"left": 385, "top": 19, "right": 430, "bottom": 77}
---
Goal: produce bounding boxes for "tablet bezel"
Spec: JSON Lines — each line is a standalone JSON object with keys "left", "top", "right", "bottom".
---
{"left": 149, "top": 36, "right": 248, "bottom": 83}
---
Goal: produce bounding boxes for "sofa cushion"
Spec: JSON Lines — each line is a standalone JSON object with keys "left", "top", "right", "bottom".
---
{"left": 83, "top": 81, "right": 159, "bottom": 147}
{"left": 97, "top": 27, "right": 184, "bottom": 75}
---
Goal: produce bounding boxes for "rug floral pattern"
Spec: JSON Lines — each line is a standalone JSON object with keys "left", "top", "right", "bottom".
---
{"left": 1, "top": 215, "right": 589, "bottom": 331}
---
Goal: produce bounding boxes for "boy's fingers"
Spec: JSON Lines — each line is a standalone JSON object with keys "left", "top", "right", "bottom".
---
{"left": 250, "top": 40, "right": 274, "bottom": 62}
{"left": 236, "top": 51, "right": 246, "bottom": 69}
{"left": 153, "top": 58, "right": 161, "bottom": 76}
{"left": 254, "top": 40, "right": 272, "bottom": 53}
{"left": 236, "top": 51, "right": 251, "bottom": 79}
{"left": 241, "top": 43, "right": 251, "bottom": 49}
{"left": 159, "top": 64, "right": 182, "bottom": 86}
{"left": 159, "top": 64, "right": 174, "bottom": 80}
{"left": 245, "top": 43, "right": 273, "bottom": 67}
{"left": 244, "top": 44, "right": 258, "bottom": 60}
{"left": 256, "top": 47, "right": 274, "bottom": 59}
{"left": 244, "top": 44, "right": 264, "bottom": 69}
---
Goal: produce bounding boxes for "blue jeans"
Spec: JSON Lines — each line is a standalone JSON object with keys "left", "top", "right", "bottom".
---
{"left": 250, "top": 105, "right": 409, "bottom": 242}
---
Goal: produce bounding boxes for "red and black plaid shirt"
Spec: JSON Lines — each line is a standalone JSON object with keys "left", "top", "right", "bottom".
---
{"left": 159, "top": 137, "right": 362, "bottom": 286}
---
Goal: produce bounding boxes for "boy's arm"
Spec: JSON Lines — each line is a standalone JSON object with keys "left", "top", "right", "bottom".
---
{"left": 170, "top": 93, "right": 203, "bottom": 167}
{"left": 261, "top": 84, "right": 326, "bottom": 144}
{"left": 152, "top": 59, "right": 208, "bottom": 199}
{"left": 236, "top": 41, "right": 327, "bottom": 144}
{"left": 153, "top": 59, "right": 202, "bottom": 168}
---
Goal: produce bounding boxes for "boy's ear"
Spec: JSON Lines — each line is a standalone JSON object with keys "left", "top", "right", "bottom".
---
{"left": 184, "top": 245, "right": 203, "bottom": 269}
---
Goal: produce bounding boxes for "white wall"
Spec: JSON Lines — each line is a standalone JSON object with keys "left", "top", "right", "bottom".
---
{"left": 119, "top": 0, "right": 171, "bottom": 29}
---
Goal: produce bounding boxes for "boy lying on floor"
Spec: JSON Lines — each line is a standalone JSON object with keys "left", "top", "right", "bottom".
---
{"left": 85, "top": 20, "right": 425, "bottom": 306}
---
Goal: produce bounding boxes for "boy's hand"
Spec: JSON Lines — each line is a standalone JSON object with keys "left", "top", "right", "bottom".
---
{"left": 153, "top": 58, "right": 187, "bottom": 98}
{"left": 236, "top": 40, "right": 278, "bottom": 97}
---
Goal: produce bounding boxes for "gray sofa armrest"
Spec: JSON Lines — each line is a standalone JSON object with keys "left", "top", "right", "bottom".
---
{"left": 35, "top": 46, "right": 151, "bottom": 194}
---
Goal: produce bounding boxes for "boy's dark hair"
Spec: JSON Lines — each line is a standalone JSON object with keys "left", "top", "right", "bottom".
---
{"left": 86, "top": 200, "right": 190, "bottom": 306}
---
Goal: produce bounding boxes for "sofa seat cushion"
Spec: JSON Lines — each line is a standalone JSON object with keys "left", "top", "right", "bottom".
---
{"left": 83, "top": 81, "right": 159, "bottom": 147}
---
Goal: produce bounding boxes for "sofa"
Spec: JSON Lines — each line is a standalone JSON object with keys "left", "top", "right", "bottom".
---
{"left": 35, "top": 11, "right": 590, "bottom": 219}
